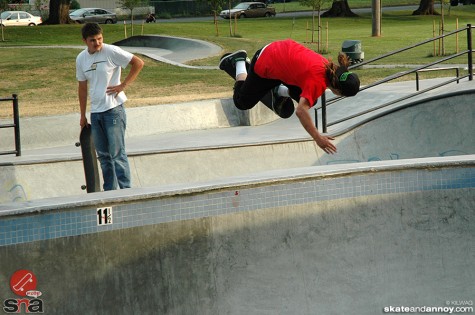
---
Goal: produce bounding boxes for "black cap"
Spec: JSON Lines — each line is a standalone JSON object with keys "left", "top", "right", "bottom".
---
{"left": 335, "top": 67, "right": 360, "bottom": 97}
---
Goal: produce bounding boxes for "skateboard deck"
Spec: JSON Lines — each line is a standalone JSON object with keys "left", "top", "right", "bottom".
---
{"left": 259, "top": 89, "right": 295, "bottom": 119}
{"left": 76, "top": 124, "right": 100, "bottom": 193}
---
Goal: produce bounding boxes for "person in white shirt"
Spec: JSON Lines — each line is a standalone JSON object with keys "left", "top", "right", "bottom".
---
{"left": 76, "top": 22, "right": 144, "bottom": 190}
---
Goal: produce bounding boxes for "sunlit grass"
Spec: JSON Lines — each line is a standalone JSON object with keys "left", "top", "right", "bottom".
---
{"left": 0, "top": 5, "right": 473, "bottom": 117}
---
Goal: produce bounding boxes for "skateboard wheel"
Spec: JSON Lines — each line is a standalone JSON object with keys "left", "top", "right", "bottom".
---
{"left": 75, "top": 142, "right": 81, "bottom": 147}
{"left": 81, "top": 185, "right": 87, "bottom": 190}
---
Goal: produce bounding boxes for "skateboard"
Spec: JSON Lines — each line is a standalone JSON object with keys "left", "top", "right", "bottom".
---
{"left": 220, "top": 53, "right": 295, "bottom": 119}
{"left": 76, "top": 124, "right": 100, "bottom": 193}
{"left": 259, "top": 88, "right": 295, "bottom": 119}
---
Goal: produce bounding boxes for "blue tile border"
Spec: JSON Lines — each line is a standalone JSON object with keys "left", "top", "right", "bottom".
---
{"left": 0, "top": 166, "right": 474, "bottom": 247}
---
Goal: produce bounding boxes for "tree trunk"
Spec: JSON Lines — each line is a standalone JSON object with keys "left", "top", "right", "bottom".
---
{"left": 412, "top": 0, "right": 438, "bottom": 15}
{"left": 321, "top": 0, "right": 358, "bottom": 17}
{"left": 47, "top": 0, "right": 71, "bottom": 24}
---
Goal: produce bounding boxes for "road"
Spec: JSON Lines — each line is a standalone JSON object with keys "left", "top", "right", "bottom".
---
{"left": 133, "top": 5, "right": 419, "bottom": 23}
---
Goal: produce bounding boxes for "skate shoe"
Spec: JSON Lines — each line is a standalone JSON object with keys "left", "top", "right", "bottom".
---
{"left": 219, "top": 50, "right": 249, "bottom": 79}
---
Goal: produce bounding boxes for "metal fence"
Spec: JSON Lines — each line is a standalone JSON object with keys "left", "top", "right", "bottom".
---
{"left": 0, "top": 94, "right": 21, "bottom": 157}
{"left": 316, "top": 23, "right": 474, "bottom": 133}
{"left": 150, "top": 0, "right": 240, "bottom": 17}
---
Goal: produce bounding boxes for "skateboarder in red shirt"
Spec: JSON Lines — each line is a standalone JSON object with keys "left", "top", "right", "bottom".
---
{"left": 219, "top": 39, "right": 360, "bottom": 155}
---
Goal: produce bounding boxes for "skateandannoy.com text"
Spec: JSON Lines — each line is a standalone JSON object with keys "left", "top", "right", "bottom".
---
{"left": 383, "top": 303, "right": 474, "bottom": 314}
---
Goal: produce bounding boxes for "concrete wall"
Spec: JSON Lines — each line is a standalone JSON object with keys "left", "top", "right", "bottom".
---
{"left": 1, "top": 91, "right": 473, "bottom": 202}
{"left": 0, "top": 98, "right": 276, "bottom": 152}
{"left": 0, "top": 158, "right": 474, "bottom": 314}
{"left": 320, "top": 92, "right": 475, "bottom": 165}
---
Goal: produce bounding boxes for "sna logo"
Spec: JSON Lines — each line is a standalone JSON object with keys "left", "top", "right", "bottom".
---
{"left": 3, "top": 269, "right": 44, "bottom": 313}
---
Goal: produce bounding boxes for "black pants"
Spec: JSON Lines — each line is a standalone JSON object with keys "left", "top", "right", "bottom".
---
{"left": 233, "top": 49, "right": 302, "bottom": 110}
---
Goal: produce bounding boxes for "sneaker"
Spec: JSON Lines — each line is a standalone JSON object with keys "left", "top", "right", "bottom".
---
{"left": 271, "top": 86, "right": 294, "bottom": 118}
{"left": 219, "top": 50, "right": 249, "bottom": 79}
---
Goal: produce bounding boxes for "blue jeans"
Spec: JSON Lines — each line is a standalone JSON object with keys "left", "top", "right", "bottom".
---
{"left": 91, "top": 105, "right": 131, "bottom": 191}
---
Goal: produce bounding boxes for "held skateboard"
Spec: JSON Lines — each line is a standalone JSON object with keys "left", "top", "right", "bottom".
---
{"left": 76, "top": 124, "right": 100, "bottom": 193}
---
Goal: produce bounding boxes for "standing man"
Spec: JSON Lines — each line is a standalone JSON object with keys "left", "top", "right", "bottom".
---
{"left": 76, "top": 22, "right": 144, "bottom": 191}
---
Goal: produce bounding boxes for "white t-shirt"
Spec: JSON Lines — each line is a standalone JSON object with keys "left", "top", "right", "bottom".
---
{"left": 76, "top": 43, "right": 133, "bottom": 113}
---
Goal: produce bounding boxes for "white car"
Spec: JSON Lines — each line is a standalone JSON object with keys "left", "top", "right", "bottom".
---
{"left": 0, "top": 11, "right": 42, "bottom": 26}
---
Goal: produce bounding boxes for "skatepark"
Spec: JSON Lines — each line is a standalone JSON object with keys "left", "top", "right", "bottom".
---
{"left": 0, "top": 35, "right": 474, "bottom": 314}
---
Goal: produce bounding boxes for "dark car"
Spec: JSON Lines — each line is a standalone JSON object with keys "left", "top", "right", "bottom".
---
{"left": 69, "top": 8, "right": 117, "bottom": 24}
{"left": 219, "top": 2, "right": 276, "bottom": 19}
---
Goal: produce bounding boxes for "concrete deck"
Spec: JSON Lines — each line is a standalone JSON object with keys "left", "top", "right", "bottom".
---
{"left": 0, "top": 77, "right": 474, "bottom": 202}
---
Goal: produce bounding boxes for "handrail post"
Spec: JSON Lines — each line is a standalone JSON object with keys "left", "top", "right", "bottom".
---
{"left": 314, "top": 107, "right": 318, "bottom": 129}
{"left": 416, "top": 71, "right": 420, "bottom": 91}
{"left": 321, "top": 92, "right": 327, "bottom": 133}
{"left": 12, "top": 94, "right": 21, "bottom": 156}
{"left": 468, "top": 24, "right": 473, "bottom": 81}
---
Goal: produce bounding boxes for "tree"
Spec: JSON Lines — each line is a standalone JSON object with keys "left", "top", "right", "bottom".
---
{"left": 321, "top": 0, "right": 357, "bottom": 17}
{"left": 118, "top": 0, "right": 143, "bottom": 36}
{"left": 0, "top": 0, "right": 8, "bottom": 10}
{"left": 300, "top": 0, "right": 329, "bottom": 51}
{"left": 0, "top": 0, "right": 7, "bottom": 41}
{"left": 35, "top": 0, "right": 49, "bottom": 21}
{"left": 203, "top": 0, "right": 226, "bottom": 36}
{"left": 47, "top": 0, "right": 71, "bottom": 24}
{"left": 70, "top": 0, "right": 80, "bottom": 10}
{"left": 412, "top": 0, "right": 438, "bottom": 15}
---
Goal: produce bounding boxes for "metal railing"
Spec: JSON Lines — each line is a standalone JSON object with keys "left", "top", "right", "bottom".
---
{"left": 416, "top": 67, "right": 460, "bottom": 91}
{"left": 0, "top": 94, "right": 21, "bottom": 156}
{"left": 316, "top": 24, "right": 473, "bottom": 133}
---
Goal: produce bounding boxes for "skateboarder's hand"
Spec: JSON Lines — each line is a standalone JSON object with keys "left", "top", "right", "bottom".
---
{"left": 295, "top": 100, "right": 337, "bottom": 155}
{"left": 315, "top": 135, "right": 337, "bottom": 154}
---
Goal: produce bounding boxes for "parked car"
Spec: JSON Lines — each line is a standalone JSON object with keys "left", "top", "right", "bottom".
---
{"left": 0, "top": 11, "right": 42, "bottom": 26}
{"left": 69, "top": 8, "right": 117, "bottom": 24}
{"left": 219, "top": 2, "right": 276, "bottom": 19}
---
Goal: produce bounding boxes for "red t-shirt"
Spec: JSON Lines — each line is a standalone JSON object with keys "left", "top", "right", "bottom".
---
{"left": 254, "top": 39, "right": 328, "bottom": 107}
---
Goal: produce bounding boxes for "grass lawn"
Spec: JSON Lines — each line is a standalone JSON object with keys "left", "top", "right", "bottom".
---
{"left": 0, "top": 4, "right": 473, "bottom": 117}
